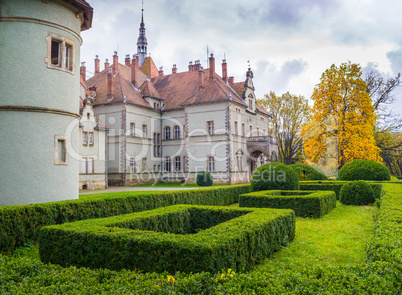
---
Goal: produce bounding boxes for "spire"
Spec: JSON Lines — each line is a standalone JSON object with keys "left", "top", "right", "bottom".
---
{"left": 137, "top": 0, "right": 147, "bottom": 67}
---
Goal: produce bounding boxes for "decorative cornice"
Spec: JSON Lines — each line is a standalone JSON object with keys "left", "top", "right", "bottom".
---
{"left": 0, "top": 16, "right": 82, "bottom": 45}
{"left": 0, "top": 105, "right": 81, "bottom": 119}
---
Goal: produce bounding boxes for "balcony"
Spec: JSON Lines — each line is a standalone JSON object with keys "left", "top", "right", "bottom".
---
{"left": 246, "top": 136, "right": 276, "bottom": 144}
{"left": 246, "top": 136, "right": 277, "bottom": 156}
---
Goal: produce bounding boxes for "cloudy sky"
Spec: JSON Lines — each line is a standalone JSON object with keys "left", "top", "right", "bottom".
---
{"left": 80, "top": 0, "right": 402, "bottom": 114}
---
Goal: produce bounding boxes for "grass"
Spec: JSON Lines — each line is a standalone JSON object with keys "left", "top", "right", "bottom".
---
{"left": 230, "top": 201, "right": 376, "bottom": 273}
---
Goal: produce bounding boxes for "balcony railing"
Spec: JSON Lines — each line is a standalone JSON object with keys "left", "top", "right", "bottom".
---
{"left": 246, "top": 136, "right": 277, "bottom": 144}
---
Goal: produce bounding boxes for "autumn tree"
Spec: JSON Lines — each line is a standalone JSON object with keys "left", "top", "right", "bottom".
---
{"left": 257, "top": 91, "right": 310, "bottom": 165}
{"left": 301, "top": 62, "right": 382, "bottom": 170}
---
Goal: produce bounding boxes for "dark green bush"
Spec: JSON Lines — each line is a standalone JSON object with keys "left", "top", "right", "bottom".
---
{"left": 0, "top": 185, "right": 250, "bottom": 253}
{"left": 339, "top": 181, "right": 375, "bottom": 205}
{"left": 39, "top": 205, "right": 295, "bottom": 273}
{"left": 239, "top": 190, "right": 336, "bottom": 218}
{"left": 251, "top": 162, "right": 299, "bottom": 191}
{"left": 289, "top": 163, "right": 327, "bottom": 181}
{"left": 338, "top": 159, "right": 391, "bottom": 181}
{"left": 196, "top": 171, "right": 213, "bottom": 186}
{"left": 300, "top": 181, "right": 383, "bottom": 200}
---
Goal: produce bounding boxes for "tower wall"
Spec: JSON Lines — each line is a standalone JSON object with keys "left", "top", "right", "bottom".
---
{"left": 0, "top": 0, "right": 87, "bottom": 205}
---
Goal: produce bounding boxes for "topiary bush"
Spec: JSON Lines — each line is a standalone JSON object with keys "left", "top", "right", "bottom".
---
{"left": 196, "top": 171, "right": 213, "bottom": 186}
{"left": 338, "top": 160, "right": 390, "bottom": 181}
{"left": 289, "top": 163, "right": 327, "bottom": 181}
{"left": 251, "top": 162, "right": 299, "bottom": 191}
{"left": 339, "top": 180, "right": 375, "bottom": 205}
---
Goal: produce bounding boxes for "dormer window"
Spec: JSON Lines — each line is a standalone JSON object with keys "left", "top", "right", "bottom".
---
{"left": 249, "top": 99, "right": 253, "bottom": 110}
{"left": 87, "top": 113, "right": 90, "bottom": 119}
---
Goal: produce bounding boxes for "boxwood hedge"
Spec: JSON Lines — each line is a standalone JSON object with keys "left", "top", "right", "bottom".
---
{"left": 0, "top": 185, "right": 250, "bottom": 253}
{"left": 289, "top": 163, "right": 327, "bottom": 181}
{"left": 338, "top": 159, "right": 391, "bottom": 181}
{"left": 39, "top": 205, "right": 295, "bottom": 273}
{"left": 299, "top": 181, "right": 383, "bottom": 199}
{"left": 239, "top": 190, "right": 336, "bottom": 218}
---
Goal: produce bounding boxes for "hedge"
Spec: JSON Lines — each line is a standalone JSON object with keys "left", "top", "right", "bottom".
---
{"left": 339, "top": 180, "right": 375, "bottom": 205}
{"left": 0, "top": 185, "right": 250, "bottom": 253}
{"left": 1, "top": 183, "right": 401, "bottom": 293}
{"left": 39, "top": 205, "right": 295, "bottom": 273}
{"left": 239, "top": 190, "right": 336, "bottom": 218}
{"left": 289, "top": 163, "right": 327, "bottom": 181}
{"left": 251, "top": 162, "right": 299, "bottom": 191}
{"left": 299, "top": 181, "right": 383, "bottom": 199}
{"left": 338, "top": 159, "right": 391, "bottom": 181}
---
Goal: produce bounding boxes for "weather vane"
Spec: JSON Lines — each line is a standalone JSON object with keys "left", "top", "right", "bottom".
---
{"left": 247, "top": 60, "right": 251, "bottom": 68}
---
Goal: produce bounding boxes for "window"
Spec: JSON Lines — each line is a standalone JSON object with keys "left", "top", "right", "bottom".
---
{"left": 207, "top": 121, "right": 214, "bottom": 135}
{"left": 87, "top": 113, "right": 90, "bottom": 120}
{"left": 154, "top": 103, "right": 160, "bottom": 110}
{"left": 234, "top": 121, "right": 238, "bottom": 135}
{"left": 142, "top": 158, "right": 147, "bottom": 171}
{"left": 142, "top": 125, "right": 147, "bottom": 138}
{"left": 237, "top": 155, "right": 243, "bottom": 171}
{"left": 153, "top": 165, "right": 157, "bottom": 172}
{"left": 153, "top": 133, "right": 161, "bottom": 157}
{"left": 249, "top": 99, "right": 253, "bottom": 110}
{"left": 242, "top": 123, "right": 245, "bottom": 136}
{"left": 256, "top": 127, "right": 259, "bottom": 137}
{"left": 88, "top": 132, "right": 94, "bottom": 145}
{"left": 130, "top": 122, "right": 135, "bottom": 137}
{"left": 236, "top": 108, "right": 241, "bottom": 112}
{"left": 54, "top": 135, "right": 67, "bottom": 165}
{"left": 82, "top": 131, "right": 88, "bottom": 145}
{"left": 130, "top": 158, "right": 135, "bottom": 173}
{"left": 250, "top": 125, "right": 253, "bottom": 136}
{"left": 174, "top": 125, "right": 181, "bottom": 139}
{"left": 81, "top": 157, "right": 94, "bottom": 174}
{"left": 208, "top": 156, "right": 215, "bottom": 172}
{"left": 165, "top": 156, "right": 171, "bottom": 172}
{"left": 164, "top": 126, "right": 171, "bottom": 140}
{"left": 174, "top": 156, "right": 181, "bottom": 172}
{"left": 46, "top": 33, "right": 75, "bottom": 73}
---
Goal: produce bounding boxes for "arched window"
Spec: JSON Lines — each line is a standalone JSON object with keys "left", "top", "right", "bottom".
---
{"left": 174, "top": 125, "right": 181, "bottom": 139}
{"left": 174, "top": 156, "right": 181, "bottom": 172}
{"left": 165, "top": 156, "right": 171, "bottom": 172}
{"left": 164, "top": 126, "right": 171, "bottom": 140}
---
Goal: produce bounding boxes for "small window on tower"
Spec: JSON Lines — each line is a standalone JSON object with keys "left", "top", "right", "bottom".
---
{"left": 54, "top": 135, "right": 68, "bottom": 165}
{"left": 51, "top": 40, "right": 61, "bottom": 66}
{"left": 65, "top": 44, "right": 73, "bottom": 71}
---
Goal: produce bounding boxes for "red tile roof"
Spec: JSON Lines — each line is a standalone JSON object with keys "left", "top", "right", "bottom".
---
{"left": 140, "top": 57, "right": 159, "bottom": 78}
{"left": 139, "top": 80, "right": 162, "bottom": 99}
{"left": 86, "top": 63, "right": 151, "bottom": 108}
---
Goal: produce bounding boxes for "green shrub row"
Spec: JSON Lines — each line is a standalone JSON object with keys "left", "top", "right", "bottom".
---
{"left": 239, "top": 190, "right": 336, "bottom": 218}
{"left": 339, "top": 180, "right": 376, "bottom": 205}
{"left": 39, "top": 205, "right": 295, "bottom": 273}
{"left": 1, "top": 184, "right": 401, "bottom": 293}
{"left": 299, "top": 181, "right": 383, "bottom": 199}
{"left": 289, "top": 163, "right": 327, "bottom": 180}
{"left": 367, "top": 183, "right": 402, "bottom": 265}
{"left": 338, "top": 159, "right": 391, "bottom": 181}
{"left": 0, "top": 185, "right": 250, "bottom": 253}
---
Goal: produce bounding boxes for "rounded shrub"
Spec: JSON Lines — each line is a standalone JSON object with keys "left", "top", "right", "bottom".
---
{"left": 196, "top": 171, "right": 213, "bottom": 186}
{"left": 289, "top": 163, "right": 327, "bottom": 181}
{"left": 338, "top": 159, "right": 390, "bottom": 181}
{"left": 251, "top": 162, "right": 299, "bottom": 191}
{"left": 339, "top": 180, "right": 375, "bottom": 205}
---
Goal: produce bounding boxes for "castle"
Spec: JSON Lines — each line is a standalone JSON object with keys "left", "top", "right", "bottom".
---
{"left": 82, "top": 7, "right": 278, "bottom": 187}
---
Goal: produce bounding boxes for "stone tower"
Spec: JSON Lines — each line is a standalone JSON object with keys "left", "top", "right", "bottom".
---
{"left": 0, "top": 0, "right": 93, "bottom": 205}
{"left": 137, "top": 5, "right": 148, "bottom": 67}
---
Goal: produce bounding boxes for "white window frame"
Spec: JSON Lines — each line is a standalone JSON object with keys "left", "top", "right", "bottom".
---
{"left": 234, "top": 121, "right": 238, "bottom": 135}
{"left": 207, "top": 156, "right": 215, "bottom": 172}
{"left": 130, "top": 122, "right": 135, "bottom": 137}
{"left": 165, "top": 156, "right": 171, "bottom": 172}
{"left": 142, "top": 124, "right": 147, "bottom": 139}
{"left": 174, "top": 125, "right": 181, "bottom": 139}
{"left": 207, "top": 121, "right": 214, "bottom": 135}
{"left": 164, "top": 126, "right": 171, "bottom": 140}
{"left": 174, "top": 156, "right": 181, "bottom": 172}
{"left": 88, "top": 132, "right": 94, "bottom": 145}
{"left": 242, "top": 123, "right": 245, "bottom": 136}
{"left": 142, "top": 158, "right": 147, "bottom": 172}
{"left": 82, "top": 131, "right": 88, "bottom": 146}
{"left": 130, "top": 158, "right": 135, "bottom": 173}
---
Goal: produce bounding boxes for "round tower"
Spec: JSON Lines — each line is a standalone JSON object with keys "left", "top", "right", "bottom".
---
{"left": 0, "top": 0, "right": 93, "bottom": 205}
{"left": 137, "top": 5, "right": 148, "bottom": 67}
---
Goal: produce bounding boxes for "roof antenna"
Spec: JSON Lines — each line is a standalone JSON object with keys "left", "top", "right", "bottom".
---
{"left": 247, "top": 60, "right": 251, "bottom": 69}
{"left": 224, "top": 52, "right": 226, "bottom": 60}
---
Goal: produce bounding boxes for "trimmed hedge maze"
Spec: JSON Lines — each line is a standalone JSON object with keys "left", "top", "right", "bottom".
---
{"left": 239, "top": 190, "right": 336, "bottom": 218}
{"left": 0, "top": 185, "right": 250, "bottom": 253}
{"left": 39, "top": 205, "right": 295, "bottom": 273}
{"left": 299, "top": 181, "right": 383, "bottom": 199}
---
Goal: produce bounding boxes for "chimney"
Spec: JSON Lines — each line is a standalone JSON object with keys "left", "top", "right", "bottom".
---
{"left": 194, "top": 60, "right": 201, "bottom": 71}
{"left": 188, "top": 61, "right": 193, "bottom": 72}
{"left": 125, "top": 54, "right": 131, "bottom": 67}
{"left": 222, "top": 59, "right": 228, "bottom": 83}
{"left": 172, "top": 64, "right": 177, "bottom": 74}
{"left": 199, "top": 67, "right": 205, "bottom": 90}
{"left": 107, "top": 68, "right": 114, "bottom": 99}
{"left": 112, "top": 51, "right": 118, "bottom": 74}
{"left": 158, "top": 66, "right": 164, "bottom": 76}
{"left": 80, "top": 61, "right": 86, "bottom": 82}
{"left": 228, "top": 76, "right": 234, "bottom": 86}
{"left": 131, "top": 55, "right": 139, "bottom": 88}
{"left": 104, "top": 58, "right": 109, "bottom": 70}
{"left": 94, "top": 55, "right": 100, "bottom": 76}
{"left": 209, "top": 53, "right": 215, "bottom": 82}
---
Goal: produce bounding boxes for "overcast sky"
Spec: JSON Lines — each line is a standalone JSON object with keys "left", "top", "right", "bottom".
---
{"left": 80, "top": 0, "right": 402, "bottom": 115}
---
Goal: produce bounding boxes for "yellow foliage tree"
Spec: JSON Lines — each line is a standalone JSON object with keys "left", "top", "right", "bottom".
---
{"left": 301, "top": 62, "right": 382, "bottom": 169}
